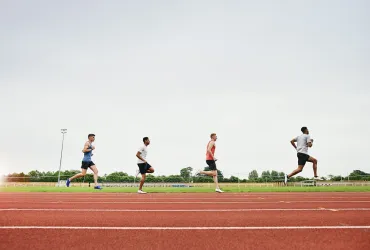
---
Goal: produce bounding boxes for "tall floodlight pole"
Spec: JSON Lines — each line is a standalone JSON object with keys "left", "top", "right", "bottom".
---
{"left": 57, "top": 129, "right": 67, "bottom": 186}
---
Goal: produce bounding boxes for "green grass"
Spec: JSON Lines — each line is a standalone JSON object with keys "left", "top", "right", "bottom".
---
{"left": 1, "top": 185, "right": 370, "bottom": 193}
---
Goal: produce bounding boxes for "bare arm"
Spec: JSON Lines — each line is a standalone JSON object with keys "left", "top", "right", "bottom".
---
{"left": 136, "top": 151, "right": 147, "bottom": 163}
{"left": 290, "top": 138, "right": 297, "bottom": 149}
{"left": 82, "top": 142, "right": 93, "bottom": 153}
{"left": 307, "top": 139, "right": 313, "bottom": 148}
{"left": 207, "top": 141, "right": 216, "bottom": 160}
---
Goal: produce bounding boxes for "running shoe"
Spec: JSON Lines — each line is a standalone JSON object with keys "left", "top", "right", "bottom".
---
{"left": 215, "top": 188, "right": 224, "bottom": 193}
{"left": 313, "top": 176, "right": 322, "bottom": 181}
{"left": 94, "top": 185, "right": 103, "bottom": 190}
{"left": 66, "top": 179, "right": 71, "bottom": 187}
{"left": 138, "top": 190, "right": 147, "bottom": 194}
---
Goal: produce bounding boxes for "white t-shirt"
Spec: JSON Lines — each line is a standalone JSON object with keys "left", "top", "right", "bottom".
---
{"left": 137, "top": 145, "right": 148, "bottom": 164}
{"left": 296, "top": 134, "right": 312, "bottom": 155}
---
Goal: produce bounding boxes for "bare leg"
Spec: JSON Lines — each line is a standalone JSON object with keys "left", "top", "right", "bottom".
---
{"left": 200, "top": 170, "right": 215, "bottom": 176}
{"left": 200, "top": 170, "right": 220, "bottom": 189}
{"left": 139, "top": 174, "right": 146, "bottom": 190}
{"left": 212, "top": 172, "right": 219, "bottom": 189}
{"left": 89, "top": 165, "right": 99, "bottom": 186}
{"left": 69, "top": 169, "right": 87, "bottom": 181}
{"left": 308, "top": 157, "right": 318, "bottom": 177}
{"left": 147, "top": 167, "right": 154, "bottom": 173}
{"left": 288, "top": 166, "right": 304, "bottom": 178}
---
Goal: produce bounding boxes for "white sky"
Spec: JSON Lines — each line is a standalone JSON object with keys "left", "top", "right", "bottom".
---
{"left": 0, "top": 0, "right": 369, "bottom": 178}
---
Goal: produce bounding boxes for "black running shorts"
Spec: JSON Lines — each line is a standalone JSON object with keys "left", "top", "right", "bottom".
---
{"left": 297, "top": 153, "right": 310, "bottom": 166}
{"left": 206, "top": 160, "right": 217, "bottom": 171}
{"left": 81, "top": 161, "right": 95, "bottom": 169}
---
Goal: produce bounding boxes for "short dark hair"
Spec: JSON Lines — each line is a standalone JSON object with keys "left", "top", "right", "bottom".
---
{"left": 210, "top": 133, "right": 216, "bottom": 138}
{"left": 301, "top": 127, "right": 308, "bottom": 133}
{"left": 88, "top": 134, "right": 95, "bottom": 138}
{"left": 143, "top": 137, "right": 149, "bottom": 143}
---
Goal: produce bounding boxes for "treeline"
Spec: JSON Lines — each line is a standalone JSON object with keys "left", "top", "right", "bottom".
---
{"left": 3, "top": 168, "right": 370, "bottom": 183}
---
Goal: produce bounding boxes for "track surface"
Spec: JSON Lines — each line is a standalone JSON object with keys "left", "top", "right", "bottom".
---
{"left": 1, "top": 192, "right": 369, "bottom": 249}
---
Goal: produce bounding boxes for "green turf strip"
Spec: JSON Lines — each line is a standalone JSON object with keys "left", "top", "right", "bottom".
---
{"left": 1, "top": 186, "right": 370, "bottom": 193}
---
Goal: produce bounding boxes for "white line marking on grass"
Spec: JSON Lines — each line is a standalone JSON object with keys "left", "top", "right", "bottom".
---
{"left": 1, "top": 226, "right": 369, "bottom": 230}
{"left": 1, "top": 208, "right": 370, "bottom": 212}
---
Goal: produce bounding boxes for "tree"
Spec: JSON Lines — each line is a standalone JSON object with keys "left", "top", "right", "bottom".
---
{"left": 295, "top": 176, "right": 308, "bottom": 182}
{"left": 164, "top": 175, "right": 185, "bottom": 183}
{"left": 261, "top": 171, "right": 271, "bottom": 182}
{"left": 180, "top": 167, "right": 193, "bottom": 181}
{"left": 248, "top": 170, "right": 259, "bottom": 181}
{"left": 28, "top": 170, "right": 41, "bottom": 177}
{"left": 229, "top": 176, "right": 240, "bottom": 183}
{"left": 348, "top": 170, "right": 369, "bottom": 180}
{"left": 106, "top": 172, "right": 129, "bottom": 182}
{"left": 271, "top": 170, "right": 279, "bottom": 179}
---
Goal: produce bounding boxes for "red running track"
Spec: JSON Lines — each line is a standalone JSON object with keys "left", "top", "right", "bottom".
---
{"left": 0, "top": 192, "right": 370, "bottom": 249}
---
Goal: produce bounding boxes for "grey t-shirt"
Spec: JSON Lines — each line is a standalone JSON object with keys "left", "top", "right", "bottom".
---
{"left": 296, "top": 134, "right": 312, "bottom": 155}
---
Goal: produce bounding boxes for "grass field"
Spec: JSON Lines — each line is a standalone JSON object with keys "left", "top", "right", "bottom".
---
{"left": 1, "top": 186, "right": 370, "bottom": 193}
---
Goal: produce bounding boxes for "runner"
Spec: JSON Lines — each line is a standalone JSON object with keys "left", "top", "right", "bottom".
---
{"left": 197, "top": 133, "right": 224, "bottom": 193}
{"left": 136, "top": 137, "right": 155, "bottom": 194}
{"left": 284, "top": 127, "right": 320, "bottom": 184}
{"left": 66, "top": 134, "right": 102, "bottom": 189}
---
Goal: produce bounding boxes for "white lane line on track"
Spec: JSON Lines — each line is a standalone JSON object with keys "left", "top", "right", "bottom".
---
{"left": 1, "top": 208, "right": 370, "bottom": 212}
{"left": 1, "top": 197, "right": 369, "bottom": 200}
{"left": 1, "top": 201, "right": 370, "bottom": 204}
{"left": 1, "top": 195, "right": 368, "bottom": 198}
{"left": 1, "top": 226, "right": 370, "bottom": 230}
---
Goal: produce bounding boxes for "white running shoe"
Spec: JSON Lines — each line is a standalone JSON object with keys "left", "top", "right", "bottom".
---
{"left": 284, "top": 174, "right": 288, "bottom": 185}
{"left": 215, "top": 188, "right": 224, "bottom": 193}
{"left": 138, "top": 190, "right": 147, "bottom": 194}
{"left": 313, "top": 176, "right": 322, "bottom": 181}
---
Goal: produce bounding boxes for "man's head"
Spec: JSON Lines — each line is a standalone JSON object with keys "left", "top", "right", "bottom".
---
{"left": 143, "top": 137, "right": 150, "bottom": 146}
{"left": 301, "top": 127, "right": 309, "bottom": 134}
{"left": 210, "top": 133, "right": 217, "bottom": 141}
{"left": 88, "top": 134, "right": 95, "bottom": 142}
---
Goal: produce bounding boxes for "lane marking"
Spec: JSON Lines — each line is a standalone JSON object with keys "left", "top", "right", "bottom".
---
{"left": 1, "top": 226, "right": 370, "bottom": 230}
{"left": 1, "top": 208, "right": 370, "bottom": 212}
{"left": 1, "top": 195, "right": 369, "bottom": 199}
{"left": 1, "top": 201, "right": 370, "bottom": 204}
{"left": 2, "top": 197, "right": 369, "bottom": 200}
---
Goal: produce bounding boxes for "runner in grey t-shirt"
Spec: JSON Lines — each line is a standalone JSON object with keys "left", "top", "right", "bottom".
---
{"left": 284, "top": 127, "right": 320, "bottom": 184}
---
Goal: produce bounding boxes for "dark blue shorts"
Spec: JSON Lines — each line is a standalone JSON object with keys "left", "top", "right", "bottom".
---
{"left": 137, "top": 163, "right": 152, "bottom": 174}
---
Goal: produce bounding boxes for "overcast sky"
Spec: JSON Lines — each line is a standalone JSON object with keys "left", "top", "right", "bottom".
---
{"left": 0, "top": 0, "right": 369, "bottom": 179}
